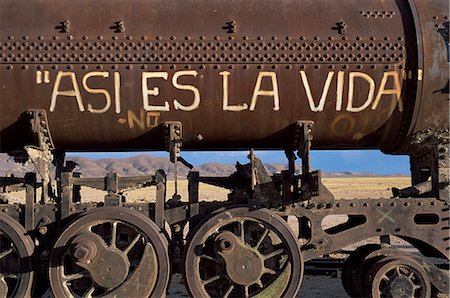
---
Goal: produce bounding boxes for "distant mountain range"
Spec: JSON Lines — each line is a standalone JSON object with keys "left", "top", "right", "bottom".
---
{"left": 0, "top": 153, "right": 397, "bottom": 178}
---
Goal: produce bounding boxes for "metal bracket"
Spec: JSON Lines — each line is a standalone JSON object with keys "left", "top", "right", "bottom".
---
{"left": 402, "top": 129, "right": 450, "bottom": 200}
{"left": 110, "top": 21, "right": 125, "bottom": 33}
{"left": 286, "top": 121, "right": 334, "bottom": 203}
{"left": 23, "top": 110, "right": 55, "bottom": 204}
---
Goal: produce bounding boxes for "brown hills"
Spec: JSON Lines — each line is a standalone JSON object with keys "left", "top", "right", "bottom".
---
{"left": 0, "top": 153, "right": 382, "bottom": 178}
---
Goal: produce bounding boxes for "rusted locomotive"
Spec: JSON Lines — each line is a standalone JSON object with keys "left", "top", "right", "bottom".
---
{"left": 0, "top": 0, "right": 449, "bottom": 297}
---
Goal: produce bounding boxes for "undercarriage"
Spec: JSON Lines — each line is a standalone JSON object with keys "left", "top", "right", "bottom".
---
{"left": 0, "top": 110, "right": 448, "bottom": 297}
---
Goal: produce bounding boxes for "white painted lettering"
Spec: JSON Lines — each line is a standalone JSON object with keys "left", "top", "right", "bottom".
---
{"left": 172, "top": 70, "right": 201, "bottom": 111}
{"left": 249, "top": 72, "right": 280, "bottom": 111}
{"left": 49, "top": 71, "right": 84, "bottom": 112}
{"left": 372, "top": 71, "right": 403, "bottom": 112}
{"left": 219, "top": 71, "right": 248, "bottom": 111}
{"left": 336, "top": 71, "right": 345, "bottom": 111}
{"left": 114, "top": 72, "right": 121, "bottom": 114}
{"left": 82, "top": 72, "right": 111, "bottom": 114}
{"left": 347, "top": 72, "right": 376, "bottom": 113}
{"left": 142, "top": 72, "right": 170, "bottom": 111}
{"left": 300, "top": 71, "right": 334, "bottom": 112}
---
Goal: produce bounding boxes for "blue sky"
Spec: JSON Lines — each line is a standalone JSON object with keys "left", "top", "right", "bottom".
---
{"left": 67, "top": 150, "right": 410, "bottom": 175}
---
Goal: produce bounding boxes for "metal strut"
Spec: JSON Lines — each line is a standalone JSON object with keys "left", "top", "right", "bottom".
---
{"left": 164, "top": 122, "right": 202, "bottom": 199}
{"left": 23, "top": 110, "right": 55, "bottom": 204}
{"left": 285, "top": 121, "right": 334, "bottom": 204}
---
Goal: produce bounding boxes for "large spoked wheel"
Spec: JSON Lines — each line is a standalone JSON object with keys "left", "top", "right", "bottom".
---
{"left": 184, "top": 207, "right": 303, "bottom": 298}
{"left": 365, "top": 256, "right": 431, "bottom": 298}
{"left": 0, "top": 213, "right": 34, "bottom": 298}
{"left": 341, "top": 244, "right": 381, "bottom": 297}
{"left": 49, "top": 207, "right": 170, "bottom": 298}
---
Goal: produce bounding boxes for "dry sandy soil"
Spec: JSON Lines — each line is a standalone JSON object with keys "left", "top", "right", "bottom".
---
{"left": 2, "top": 176, "right": 411, "bottom": 203}
{"left": 6, "top": 176, "right": 430, "bottom": 297}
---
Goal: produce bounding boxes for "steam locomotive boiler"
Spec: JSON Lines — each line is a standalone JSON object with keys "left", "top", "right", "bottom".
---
{"left": 0, "top": 0, "right": 449, "bottom": 297}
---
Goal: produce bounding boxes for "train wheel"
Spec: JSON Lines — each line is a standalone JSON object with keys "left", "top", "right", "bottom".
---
{"left": 49, "top": 207, "right": 170, "bottom": 297}
{"left": 365, "top": 256, "right": 431, "bottom": 298}
{"left": 183, "top": 207, "right": 303, "bottom": 298}
{"left": 341, "top": 244, "right": 381, "bottom": 297}
{"left": 0, "top": 213, "right": 34, "bottom": 297}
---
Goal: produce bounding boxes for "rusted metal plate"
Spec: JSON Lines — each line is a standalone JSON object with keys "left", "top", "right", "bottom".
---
{"left": 1, "top": 0, "right": 428, "bottom": 152}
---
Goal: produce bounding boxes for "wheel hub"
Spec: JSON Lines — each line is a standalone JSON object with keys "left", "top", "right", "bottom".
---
{"left": 390, "top": 275, "right": 415, "bottom": 297}
{"left": 216, "top": 232, "right": 264, "bottom": 286}
{"left": 71, "top": 236, "right": 98, "bottom": 264}
{"left": 71, "top": 233, "right": 129, "bottom": 289}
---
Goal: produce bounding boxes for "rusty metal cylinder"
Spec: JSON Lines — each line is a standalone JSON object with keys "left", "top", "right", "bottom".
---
{"left": 0, "top": 0, "right": 448, "bottom": 153}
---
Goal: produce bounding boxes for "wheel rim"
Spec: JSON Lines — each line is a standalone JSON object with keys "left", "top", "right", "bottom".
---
{"left": 341, "top": 244, "right": 381, "bottom": 297}
{"left": 0, "top": 213, "right": 34, "bottom": 298}
{"left": 49, "top": 207, "right": 170, "bottom": 298}
{"left": 184, "top": 207, "right": 303, "bottom": 298}
{"left": 369, "top": 257, "right": 431, "bottom": 298}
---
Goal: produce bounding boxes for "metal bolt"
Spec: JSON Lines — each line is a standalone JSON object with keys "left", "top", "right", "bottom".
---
{"left": 39, "top": 226, "right": 48, "bottom": 235}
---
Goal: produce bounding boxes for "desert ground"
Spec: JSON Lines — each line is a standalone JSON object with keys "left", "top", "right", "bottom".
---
{"left": 6, "top": 176, "right": 432, "bottom": 297}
